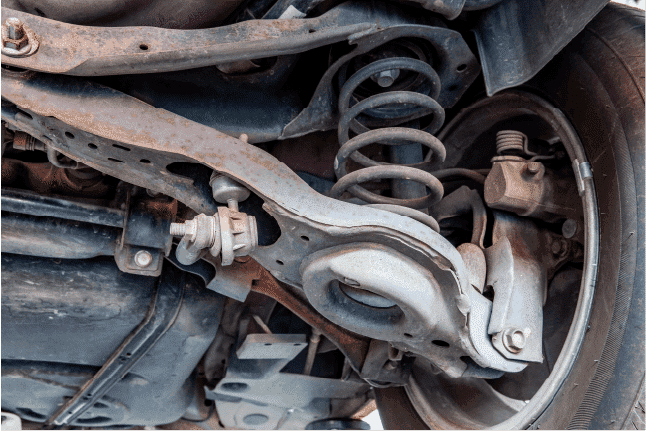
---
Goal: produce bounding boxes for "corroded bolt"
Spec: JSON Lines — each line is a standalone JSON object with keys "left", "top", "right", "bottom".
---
{"left": 134, "top": 250, "right": 153, "bottom": 268}
{"left": 502, "top": 328, "right": 527, "bottom": 354}
{"left": 4, "top": 18, "right": 25, "bottom": 50}
{"left": 5, "top": 17, "right": 23, "bottom": 40}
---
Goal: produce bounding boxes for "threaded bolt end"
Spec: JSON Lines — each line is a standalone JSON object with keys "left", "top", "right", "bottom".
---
{"left": 170, "top": 222, "right": 187, "bottom": 237}
{"left": 5, "top": 18, "right": 24, "bottom": 40}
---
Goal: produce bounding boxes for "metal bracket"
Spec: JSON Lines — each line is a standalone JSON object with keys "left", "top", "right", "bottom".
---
{"left": 483, "top": 211, "right": 550, "bottom": 363}
{"left": 208, "top": 333, "right": 369, "bottom": 429}
{"left": 484, "top": 158, "right": 582, "bottom": 222}
{"left": 572, "top": 159, "right": 593, "bottom": 197}
{"left": 114, "top": 244, "right": 164, "bottom": 277}
{"left": 359, "top": 339, "right": 412, "bottom": 386}
{"left": 1, "top": 185, "right": 174, "bottom": 277}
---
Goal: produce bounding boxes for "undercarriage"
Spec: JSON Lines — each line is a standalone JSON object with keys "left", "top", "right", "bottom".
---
{"left": 1, "top": 0, "right": 644, "bottom": 429}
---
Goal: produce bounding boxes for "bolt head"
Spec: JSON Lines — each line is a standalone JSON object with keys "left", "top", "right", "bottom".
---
{"left": 551, "top": 237, "right": 569, "bottom": 256}
{"left": 373, "top": 69, "right": 401, "bottom": 88}
{"left": 134, "top": 250, "right": 153, "bottom": 268}
{"left": 526, "top": 161, "right": 542, "bottom": 175}
{"left": 562, "top": 218, "right": 578, "bottom": 239}
{"left": 502, "top": 328, "right": 526, "bottom": 353}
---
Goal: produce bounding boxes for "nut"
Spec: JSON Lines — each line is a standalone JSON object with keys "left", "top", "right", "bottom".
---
{"left": 134, "top": 250, "right": 153, "bottom": 268}
{"left": 551, "top": 237, "right": 569, "bottom": 256}
{"left": 2, "top": 17, "right": 39, "bottom": 57}
{"left": 170, "top": 209, "right": 257, "bottom": 266}
{"left": 372, "top": 69, "right": 400, "bottom": 88}
{"left": 5, "top": 18, "right": 23, "bottom": 38}
{"left": 502, "top": 328, "right": 527, "bottom": 354}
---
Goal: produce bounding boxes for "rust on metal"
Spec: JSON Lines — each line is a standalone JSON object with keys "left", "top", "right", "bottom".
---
{"left": 2, "top": 158, "right": 114, "bottom": 199}
{"left": 484, "top": 159, "right": 582, "bottom": 223}
{"left": 1, "top": 71, "right": 470, "bottom": 305}
{"left": 0, "top": 6, "right": 373, "bottom": 76}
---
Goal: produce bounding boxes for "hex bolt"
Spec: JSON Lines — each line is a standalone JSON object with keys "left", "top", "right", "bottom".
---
{"left": 5, "top": 17, "right": 24, "bottom": 41}
{"left": 526, "top": 161, "right": 542, "bottom": 175}
{"left": 3, "top": 17, "right": 28, "bottom": 51}
{"left": 373, "top": 69, "right": 400, "bottom": 88}
{"left": 562, "top": 218, "right": 578, "bottom": 239}
{"left": 502, "top": 328, "right": 527, "bottom": 354}
{"left": 134, "top": 250, "right": 153, "bottom": 268}
{"left": 2, "top": 17, "right": 39, "bottom": 57}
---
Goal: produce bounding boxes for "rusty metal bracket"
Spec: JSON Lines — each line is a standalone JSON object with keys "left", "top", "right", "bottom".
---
{"left": 0, "top": 4, "right": 373, "bottom": 75}
{"left": 246, "top": 258, "right": 371, "bottom": 372}
{"left": 0, "top": 1, "right": 481, "bottom": 143}
{"left": 1, "top": 103, "right": 217, "bottom": 215}
{"left": 483, "top": 211, "right": 571, "bottom": 363}
{"left": 0, "top": 2, "right": 438, "bottom": 77}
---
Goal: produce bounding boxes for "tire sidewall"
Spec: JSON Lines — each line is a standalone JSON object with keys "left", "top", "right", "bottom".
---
{"left": 526, "top": 10, "right": 645, "bottom": 429}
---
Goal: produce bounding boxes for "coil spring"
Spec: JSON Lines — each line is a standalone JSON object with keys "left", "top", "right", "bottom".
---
{"left": 495, "top": 130, "right": 527, "bottom": 155}
{"left": 328, "top": 57, "right": 447, "bottom": 232}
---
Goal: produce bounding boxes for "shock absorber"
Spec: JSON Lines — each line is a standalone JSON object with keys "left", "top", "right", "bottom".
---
{"left": 328, "top": 56, "right": 448, "bottom": 232}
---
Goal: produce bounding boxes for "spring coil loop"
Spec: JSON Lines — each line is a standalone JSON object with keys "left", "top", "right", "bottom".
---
{"left": 329, "top": 57, "right": 448, "bottom": 231}
{"left": 495, "top": 130, "right": 527, "bottom": 155}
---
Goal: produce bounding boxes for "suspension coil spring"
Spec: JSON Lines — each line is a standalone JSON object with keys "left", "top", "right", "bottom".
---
{"left": 495, "top": 130, "right": 527, "bottom": 155}
{"left": 328, "top": 57, "right": 448, "bottom": 232}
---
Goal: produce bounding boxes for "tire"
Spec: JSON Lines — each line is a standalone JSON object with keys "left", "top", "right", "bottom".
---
{"left": 375, "top": 4, "right": 645, "bottom": 429}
